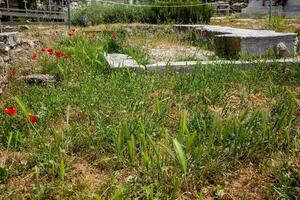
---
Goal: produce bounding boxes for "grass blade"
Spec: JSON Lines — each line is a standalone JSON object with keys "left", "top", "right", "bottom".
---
{"left": 173, "top": 139, "right": 187, "bottom": 175}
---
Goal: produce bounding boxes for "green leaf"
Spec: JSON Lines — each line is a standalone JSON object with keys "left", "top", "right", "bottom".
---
{"left": 14, "top": 96, "right": 29, "bottom": 117}
{"left": 173, "top": 139, "right": 187, "bottom": 175}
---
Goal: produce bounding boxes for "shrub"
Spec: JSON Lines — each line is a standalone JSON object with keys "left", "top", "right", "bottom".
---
{"left": 72, "top": 1, "right": 214, "bottom": 26}
{"left": 149, "top": 1, "right": 214, "bottom": 24}
{"left": 72, "top": 3, "right": 151, "bottom": 26}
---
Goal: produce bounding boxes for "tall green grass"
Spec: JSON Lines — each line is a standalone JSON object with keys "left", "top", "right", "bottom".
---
{"left": 72, "top": 2, "right": 214, "bottom": 26}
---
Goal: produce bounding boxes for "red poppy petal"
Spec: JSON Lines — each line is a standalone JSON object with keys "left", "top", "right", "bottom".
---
{"left": 29, "top": 114, "right": 38, "bottom": 123}
{"left": 4, "top": 107, "right": 18, "bottom": 115}
{"left": 10, "top": 70, "right": 17, "bottom": 76}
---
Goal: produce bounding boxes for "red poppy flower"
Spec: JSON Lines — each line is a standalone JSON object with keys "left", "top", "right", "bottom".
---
{"left": 32, "top": 52, "right": 38, "bottom": 59}
{"left": 47, "top": 48, "right": 53, "bottom": 55}
{"left": 112, "top": 32, "right": 117, "bottom": 40}
{"left": 4, "top": 107, "right": 17, "bottom": 115}
{"left": 29, "top": 114, "right": 38, "bottom": 123}
{"left": 55, "top": 51, "right": 62, "bottom": 58}
{"left": 68, "top": 31, "right": 74, "bottom": 37}
{"left": 41, "top": 48, "right": 46, "bottom": 52}
{"left": 60, "top": 52, "right": 65, "bottom": 57}
{"left": 10, "top": 70, "right": 17, "bottom": 76}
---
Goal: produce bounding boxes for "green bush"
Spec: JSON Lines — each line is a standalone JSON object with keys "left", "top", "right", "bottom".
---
{"left": 149, "top": 1, "right": 214, "bottom": 24}
{"left": 72, "top": 3, "right": 151, "bottom": 26}
{"left": 72, "top": 1, "right": 214, "bottom": 26}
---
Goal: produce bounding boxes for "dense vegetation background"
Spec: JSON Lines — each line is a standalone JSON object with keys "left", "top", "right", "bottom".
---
{"left": 72, "top": 1, "right": 214, "bottom": 25}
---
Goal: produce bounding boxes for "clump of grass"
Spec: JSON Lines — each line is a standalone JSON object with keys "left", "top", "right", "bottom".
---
{"left": 264, "top": 14, "right": 287, "bottom": 32}
{"left": 181, "top": 28, "right": 215, "bottom": 51}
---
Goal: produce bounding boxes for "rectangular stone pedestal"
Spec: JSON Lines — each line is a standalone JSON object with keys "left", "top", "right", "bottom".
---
{"left": 174, "top": 25, "right": 298, "bottom": 58}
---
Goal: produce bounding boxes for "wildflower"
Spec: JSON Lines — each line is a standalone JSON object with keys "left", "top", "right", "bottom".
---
{"left": 112, "top": 32, "right": 117, "bottom": 40}
{"left": 55, "top": 51, "right": 62, "bottom": 58}
{"left": 10, "top": 70, "right": 17, "bottom": 76}
{"left": 32, "top": 52, "right": 38, "bottom": 59}
{"left": 68, "top": 31, "right": 74, "bottom": 37}
{"left": 4, "top": 107, "right": 17, "bottom": 115}
{"left": 47, "top": 48, "right": 53, "bottom": 55}
{"left": 41, "top": 48, "right": 47, "bottom": 52}
{"left": 29, "top": 114, "right": 38, "bottom": 123}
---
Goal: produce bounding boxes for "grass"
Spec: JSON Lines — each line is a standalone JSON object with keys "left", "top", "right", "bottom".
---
{"left": 0, "top": 26, "right": 300, "bottom": 199}
{"left": 264, "top": 14, "right": 287, "bottom": 32}
{"left": 72, "top": 2, "right": 214, "bottom": 26}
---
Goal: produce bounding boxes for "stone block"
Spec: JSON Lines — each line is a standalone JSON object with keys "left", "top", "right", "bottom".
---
{"left": 174, "top": 25, "right": 298, "bottom": 58}
{"left": 104, "top": 53, "right": 145, "bottom": 70}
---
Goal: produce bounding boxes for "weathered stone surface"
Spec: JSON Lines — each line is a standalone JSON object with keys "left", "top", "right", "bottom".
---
{"left": 174, "top": 25, "right": 298, "bottom": 58}
{"left": 21, "top": 38, "right": 35, "bottom": 48}
{"left": 3, "top": 56, "right": 10, "bottom": 62}
{"left": 19, "top": 74, "right": 57, "bottom": 84}
{"left": 2, "top": 26, "right": 15, "bottom": 32}
{"left": 7, "top": 35, "right": 17, "bottom": 47}
{"left": 0, "top": 74, "right": 8, "bottom": 96}
{"left": 14, "top": 35, "right": 21, "bottom": 45}
{"left": 242, "top": 0, "right": 300, "bottom": 17}
{"left": 104, "top": 53, "right": 145, "bottom": 69}
{"left": 18, "top": 25, "right": 30, "bottom": 31}
{"left": 0, "top": 56, "right": 4, "bottom": 66}
{"left": 0, "top": 32, "right": 19, "bottom": 46}
{"left": 231, "top": 2, "right": 247, "bottom": 12}
{"left": 146, "top": 58, "right": 300, "bottom": 73}
{"left": 0, "top": 42, "right": 10, "bottom": 53}
{"left": 0, "top": 32, "right": 21, "bottom": 56}
{"left": 276, "top": 42, "right": 289, "bottom": 58}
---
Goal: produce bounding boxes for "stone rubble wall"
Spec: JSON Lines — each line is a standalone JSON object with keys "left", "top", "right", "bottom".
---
{"left": 0, "top": 32, "right": 21, "bottom": 94}
{"left": 0, "top": 30, "right": 37, "bottom": 95}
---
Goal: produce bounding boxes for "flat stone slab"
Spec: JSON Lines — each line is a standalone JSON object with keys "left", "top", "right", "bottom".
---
{"left": 104, "top": 53, "right": 145, "bottom": 69}
{"left": 105, "top": 52, "right": 300, "bottom": 73}
{"left": 146, "top": 58, "right": 300, "bottom": 72}
{"left": 19, "top": 74, "right": 56, "bottom": 84}
{"left": 174, "top": 25, "right": 298, "bottom": 58}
